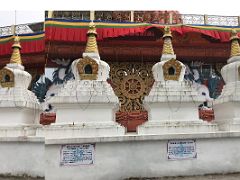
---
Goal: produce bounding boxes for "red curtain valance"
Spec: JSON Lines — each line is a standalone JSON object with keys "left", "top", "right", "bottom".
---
{"left": 0, "top": 33, "right": 45, "bottom": 56}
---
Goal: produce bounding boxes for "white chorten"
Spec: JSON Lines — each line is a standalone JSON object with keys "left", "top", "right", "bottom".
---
{"left": 214, "top": 29, "right": 240, "bottom": 131}
{"left": 39, "top": 22, "right": 125, "bottom": 138}
{"left": 0, "top": 36, "right": 41, "bottom": 137}
{"left": 138, "top": 26, "right": 217, "bottom": 134}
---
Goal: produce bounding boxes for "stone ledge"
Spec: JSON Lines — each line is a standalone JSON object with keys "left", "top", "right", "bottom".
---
{"left": 0, "top": 136, "right": 44, "bottom": 142}
{"left": 45, "top": 131, "right": 240, "bottom": 145}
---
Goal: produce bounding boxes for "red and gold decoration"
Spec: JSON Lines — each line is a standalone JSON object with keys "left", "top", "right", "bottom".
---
{"left": 134, "top": 11, "right": 182, "bottom": 24}
{"left": 10, "top": 36, "right": 22, "bottom": 64}
{"left": 120, "top": 75, "right": 147, "bottom": 100}
{"left": 0, "top": 32, "right": 44, "bottom": 56}
{"left": 163, "top": 59, "right": 182, "bottom": 81}
{"left": 45, "top": 19, "right": 240, "bottom": 43}
{"left": 230, "top": 29, "right": 240, "bottom": 57}
{"left": 112, "top": 11, "right": 131, "bottom": 22}
{"left": 115, "top": 111, "right": 148, "bottom": 132}
{"left": 162, "top": 26, "right": 174, "bottom": 55}
{"left": 85, "top": 22, "right": 99, "bottom": 53}
{"left": 199, "top": 108, "right": 215, "bottom": 122}
{"left": 109, "top": 62, "right": 154, "bottom": 112}
{"left": 40, "top": 112, "right": 56, "bottom": 125}
{"left": 77, "top": 56, "right": 99, "bottom": 80}
{"left": 0, "top": 68, "right": 14, "bottom": 88}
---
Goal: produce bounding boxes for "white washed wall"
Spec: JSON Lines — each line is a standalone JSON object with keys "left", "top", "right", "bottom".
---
{"left": 0, "top": 138, "right": 44, "bottom": 177}
{"left": 44, "top": 134, "right": 240, "bottom": 180}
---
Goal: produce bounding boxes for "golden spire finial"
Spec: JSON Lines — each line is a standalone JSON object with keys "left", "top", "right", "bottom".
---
{"left": 230, "top": 29, "right": 240, "bottom": 57}
{"left": 10, "top": 36, "right": 22, "bottom": 64}
{"left": 162, "top": 26, "right": 174, "bottom": 55}
{"left": 85, "top": 21, "right": 99, "bottom": 53}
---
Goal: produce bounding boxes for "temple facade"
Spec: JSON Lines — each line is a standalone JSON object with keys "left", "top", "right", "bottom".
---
{"left": 0, "top": 11, "right": 240, "bottom": 180}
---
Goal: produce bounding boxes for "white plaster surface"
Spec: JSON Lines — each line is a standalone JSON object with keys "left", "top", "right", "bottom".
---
{"left": 0, "top": 63, "right": 41, "bottom": 128}
{"left": 44, "top": 80, "right": 126, "bottom": 137}
{"left": 50, "top": 103, "right": 117, "bottom": 124}
{"left": 45, "top": 52, "right": 126, "bottom": 137}
{"left": 221, "top": 60, "right": 240, "bottom": 83}
{"left": 214, "top": 56, "right": 240, "bottom": 131}
{"left": 214, "top": 101, "right": 240, "bottom": 131}
{"left": 160, "top": 53, "right": 176, "bottom": 62}
{"left": 47, "top": 80, "right": 118, "bottom": 105}
{"left": 0, "top": 125, "right": 41, "bottom": 137}
{"left": 44, "top": 135, "right": 240, "bottom": 180}
{"left": 0, "top": 108, "right": 40, "bottom": 126}
{"left": 36, "top": 123, "right": 126, "bottom": 139}
{"left": 0, "top": 139, "right": 44, "bottom": 177}
{"left": 4, "top": 63, "right": 31, "bottom": 89}
{"left": 139, "top": 81, "right": 217, "bottom": 134}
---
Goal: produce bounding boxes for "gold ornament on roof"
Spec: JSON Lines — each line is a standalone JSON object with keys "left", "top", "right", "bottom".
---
{"left": 163, "top": 58, "right": 182, "bottom": 81}
{"left": 10, "top": 36, "right": 22, "bottom": 64}
{"left": 163, "top": 26, "right": 172, "bottom": 38}
{"left": 230, "top": 29, "right": 240, "bottom": 57}
{"left": 85, "top": 21, "right": 99, "bottom": 53}
{"left": 77, "top": 56, "right": 98, "bottom": 80}
{"left": 162, "top": 26, "right": 174, "bottom": 55}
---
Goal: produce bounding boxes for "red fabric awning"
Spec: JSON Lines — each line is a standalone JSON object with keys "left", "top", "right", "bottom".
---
{"left": 0, "top": 32, "right": 45, "bottom": 56}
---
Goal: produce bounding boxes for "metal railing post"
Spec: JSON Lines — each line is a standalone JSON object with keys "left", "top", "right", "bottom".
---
{"left": 90, "top": 11, "right": 95, "bottom": 21}
{"left": 48, "top": 11, "right": 53, "bottom": 18}
{"left": 204, "top": 14, "right": 208, "bottom": 25}
{"left": 169, "top": 12, "right": 173, "bottom": 24}
{"left": 11, "top": 25, "right": 15, "bottom": 35}
{"left": 131, "top": 11, "right": 134, "bottom": 22}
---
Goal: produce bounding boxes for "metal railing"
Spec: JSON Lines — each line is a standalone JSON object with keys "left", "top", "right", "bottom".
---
{"left": 0, "top": 22, "right": 44, "bottom": 37}
{"left": 48, "top": 11, "right": 240, "bottom": 26}
{"left": 1, "top": 12, "right": 239, "bottom": 37}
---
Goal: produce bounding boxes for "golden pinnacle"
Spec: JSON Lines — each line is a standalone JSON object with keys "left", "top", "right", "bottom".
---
{"left": 163, "top": 26, "right": 172, "bottom": 38}
{"left": 10, "top": 36, "right": 22, "bottom": 64}
{"left": 162, "top": 26, "right": 174, "bottom": 55}
{"left": 85, "top": 21, "right": 98, "bottom": 53}
{"left": 230, "top": 29, "right": 240, "bottom": 57}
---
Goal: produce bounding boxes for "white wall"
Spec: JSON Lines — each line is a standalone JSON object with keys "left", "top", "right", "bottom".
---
{"left": 44, "top": 134, "right": 240, "bottom": 180}
{"left": 0, "top": 139, "right": 44, "bottom": 177}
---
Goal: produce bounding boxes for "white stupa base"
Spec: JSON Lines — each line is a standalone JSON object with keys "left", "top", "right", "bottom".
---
{"left": 214, "top": 96, "right": 240, "bottom": 131}
{"left": 138, "top": 120, "right": 217, "bottom": 135}
{"left": 138, "top": 81, "right": 217, "bottom": 134}
{"left": 0, "top": 86, "right": 41, "bottom": 126}
{"left": 0, "top": 107, "right": 40, "bottom": 125}
{"left": 51, "top": 103, "right": 119, "bottom": 124}
{"left": 138, "top": 102, "right": 218, "bottom": 135}
{"left": 45, "top": 80, "right": 126, "bottom": 137}
{"left": 0, "top": 125, "right": 41, "bottom": 137}
{"left": 39, "top": 103, "right": 126, "bottom": 138}
{"left": 145, "top": 102, "right": 202, "bottom": 122}
{"left": 37, "top": 122, "right": 125, "bottom": 138}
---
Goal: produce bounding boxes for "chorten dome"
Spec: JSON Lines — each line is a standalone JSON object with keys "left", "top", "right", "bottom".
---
{"left": 214, "top": 29, "right": 240, "bottom": 131}
{"left": 152, "top": 26, "right": 186, "bottom": 82}
{"left": 0, "top": 36, "right": 32, "bottom": 89}
{"left": 41, "top": 21, "right": 125, "bottom": 138}
{"left": 138, "top": 26, "right": 217, "bottom": 135}
{"left": 221, "top": 29, "right": 240, "bottom": 83}
{"left": 0, "top": 36, "right": 40, "bottom": 128}
{"left": 72, "top": 22, "right": 110, "bottom": 81}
